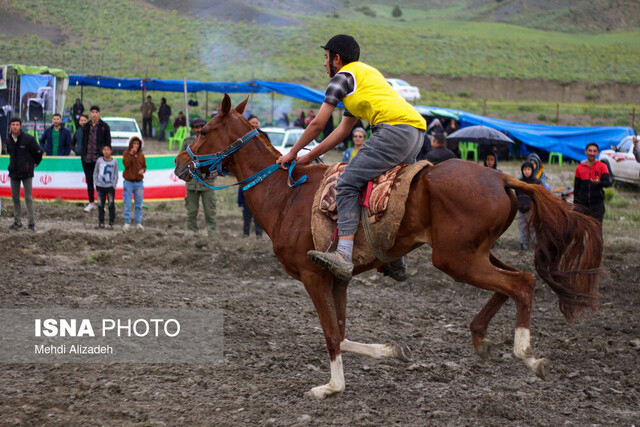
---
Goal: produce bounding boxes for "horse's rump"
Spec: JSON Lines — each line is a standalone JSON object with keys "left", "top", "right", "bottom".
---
{"left": 311, "top": 160, "right": 432, "bottom": 267}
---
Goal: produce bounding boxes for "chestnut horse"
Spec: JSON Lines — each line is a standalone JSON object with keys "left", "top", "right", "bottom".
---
{"left": 174, "top": 95, "right": 602, "bottom": 398}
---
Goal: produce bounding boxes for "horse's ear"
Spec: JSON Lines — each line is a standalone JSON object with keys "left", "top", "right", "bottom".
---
{"left": 220, "top": 94, "right": 232, "bottom": 116}
{"left": 235, "top": 96, "right": 250, "bottom": 115}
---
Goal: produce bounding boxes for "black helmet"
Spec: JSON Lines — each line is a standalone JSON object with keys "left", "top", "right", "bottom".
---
{"left": 321, "top": 34, "right": 360, "bottom": 64}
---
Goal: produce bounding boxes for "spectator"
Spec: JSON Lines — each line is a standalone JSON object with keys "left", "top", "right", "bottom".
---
{"left": 416, "top": 132, "right": 432, "bottom": 161}
{"left": 247, "top": 115, "right": 270, "bottom": 140}
{"left": 342, "top": 127, "right": 366, "bottom": 163}
{"left": 157, "top": 97, "right": 172, "bottom": 142}
{"left": 573, "top": 142, "right": 610, "bottom": 228}
{"left": 515, "top": 161, "right": 542, "bottom": 251}
{"left": 141, "top": 95, "right": 155, "bottom": 138}
{"left": 294, "top": 111, "right": 305, "bottom": 128}
{"left": 71, "top": 114, "right": 88, "bottom": 156}
{"left": 238, "top": 187, "right": 263, "bottom": 238}
{"left": 40, "top": 113, "right": 72, "bottom": 156}
{"left": 483, "top": 151, "right": 501, "bottom": 171}
{"left": 81, "top": 106, "right": 111, "bottom": 212}
{"left": 181, "top": 118, "right": 217, "bottom": 235}
{"left": 526, "top": 153, "right": 550, "bottom": 189}
{"left": 122, "top": 136, "right": 146, "bottom": 231}
{"left": 6, "top": 118, "right": 43, "bottom": 231}
{"left": 174, "top": 111, "right": 186, "bottom": 130}
{"left": 277, "top": 112, "right": 289, "bottom": 127}
{"left": 304, "top": 110, "right": 315, "bottom": 127}
{"left": 427, "top": 118, "right": 444, "bottom": 134}
{"left": 93, "top": 145, "right": 118, "bottom": 229}
{"left": 633, "top": 135, "right": 639, "bottom": 163}
{"left": 238, "top": 115, "right": 270, "bottom": 237}
{"left": 425, "top": 133, "right": 456, "bottom": 164}
{"left": 71, "top": 98, "right": 84, "bottom": 129}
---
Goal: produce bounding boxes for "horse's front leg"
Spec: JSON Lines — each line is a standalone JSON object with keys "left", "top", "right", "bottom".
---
{"left": 302, "top": 271, "right": 346, "bottom": 399}
{"left": 340, "top": 339, "right": 412, "bottom": 361}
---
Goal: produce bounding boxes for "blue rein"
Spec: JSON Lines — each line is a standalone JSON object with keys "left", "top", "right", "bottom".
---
{"left": 186, "top": 128, "right": 308, "bottom": 192}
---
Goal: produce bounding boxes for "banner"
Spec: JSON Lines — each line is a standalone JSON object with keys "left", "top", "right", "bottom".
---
{"left": 19, "top": 74, "right": 55, "bottom": 119}
{"left": 0, "top": 155, "right": 186, "bottom": 201}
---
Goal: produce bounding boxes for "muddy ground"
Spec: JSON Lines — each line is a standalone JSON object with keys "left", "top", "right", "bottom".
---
{"left": 1, "top": 157, "right": 639, "bottom": 425}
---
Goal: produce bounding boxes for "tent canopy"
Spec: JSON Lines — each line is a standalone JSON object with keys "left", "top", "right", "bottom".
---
{"left": 68, "top": 75, "right": 636, "bottom": 162}
{"left": 3, "top": 64, "right": 68, "bottom": 79}
{"left": 69, "top": 75, "right": 330, "bottom": 105}
{"left": 458, "top": 111, "right": 635, "bottom": 161}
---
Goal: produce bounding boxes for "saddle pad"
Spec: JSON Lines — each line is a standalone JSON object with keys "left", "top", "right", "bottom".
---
{"left": 319, "top": 162, "right": 405, "bottom": 224}
{"left": 311, "top": 160, "right": 432, "bottom": 268}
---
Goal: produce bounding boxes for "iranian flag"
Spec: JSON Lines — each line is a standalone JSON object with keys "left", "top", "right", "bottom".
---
{"left": 0, "top": 155, "right": 186, "bottom": 201}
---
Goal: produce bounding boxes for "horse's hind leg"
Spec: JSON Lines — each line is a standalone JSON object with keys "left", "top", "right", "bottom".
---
{"left": 470, "top": 292, "right": 508, "bottom": 360}
{"left": 433, "top": 249, "right": 549, "bottom": 380}
{"left": 469, "top": 254, "right": 518, "bottom": 359}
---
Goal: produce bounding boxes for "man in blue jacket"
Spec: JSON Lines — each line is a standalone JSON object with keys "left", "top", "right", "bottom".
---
{"left": 40, "top": 113, "right": 72, "bottom": 156}
{"left": 6, "top": 118, "right": 43, "bottom": 230}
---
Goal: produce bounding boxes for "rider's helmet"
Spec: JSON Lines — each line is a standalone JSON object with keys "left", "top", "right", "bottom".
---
{"left": 321, "top": 34, "right": 360, "bottom": 64}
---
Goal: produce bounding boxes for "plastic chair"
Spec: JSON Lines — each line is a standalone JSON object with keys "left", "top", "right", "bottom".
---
{"left": 459, "top": 142, "right": 478, "bottom": 162}
{"left": 168, "top": 126, "right": 188, "bottom": 150}
{"left": 548, "top": 152, "right": 563, "bottom": 165}
{"left": 466, "top": 142, "right": 478, "bottom": 162}
{"left": 458, "top": 142, "right": 468, "bottom": 160}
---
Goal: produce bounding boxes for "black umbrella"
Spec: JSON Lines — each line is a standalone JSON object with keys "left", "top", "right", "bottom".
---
{"left": 446, "top": 125, "right": 514, "bottom": 145}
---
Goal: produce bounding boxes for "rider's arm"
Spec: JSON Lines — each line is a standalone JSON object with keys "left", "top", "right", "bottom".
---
{"left": 299, "top": 114, "right": 357, "bottom": 162}
{"left": 276, "top": 102, "right": 335, "bottom": 166}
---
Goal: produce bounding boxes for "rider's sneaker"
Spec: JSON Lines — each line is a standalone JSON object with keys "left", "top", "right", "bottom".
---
{"left": 84, "top": 203, "right": 95, "bottom": 212}
{"left": 307, "top": 250, "right": 353, "bottom": 282}
{"left": 381, "top": 260, "right": 408, "bottom": 282}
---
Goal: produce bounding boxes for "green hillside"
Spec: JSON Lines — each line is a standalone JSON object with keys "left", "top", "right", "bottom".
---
{"left": 1, "top": 0, "right": 639, "bottom": 126}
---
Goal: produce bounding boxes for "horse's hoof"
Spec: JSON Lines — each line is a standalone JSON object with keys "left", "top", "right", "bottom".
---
{"left": 476, "top": 339, "right": 495, "bottom": 360}
{"left": 535, "top": 358, "right": 550, "bottom": 380}
{"left": 391, "top": 344, "right": 412, "bottom": 362}
{"left": 306, "top": 383, "right": 343, "bottom": 399}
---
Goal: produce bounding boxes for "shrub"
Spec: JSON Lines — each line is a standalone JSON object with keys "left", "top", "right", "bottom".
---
{"left": 604, "top": 187, "right": 615, "bottom": 202}
{"left": 392, "top": 6, "right": 402, "bottom": 18}
{"left": 355, "top": 6, "right": 376, "bottom": 17}
{"left": 537, "top": 114, "right": 547, "bottom": 121}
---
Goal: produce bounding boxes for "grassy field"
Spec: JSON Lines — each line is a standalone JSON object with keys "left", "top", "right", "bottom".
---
{"left": 3, "top": 0, "right": 640, "bottom": 85}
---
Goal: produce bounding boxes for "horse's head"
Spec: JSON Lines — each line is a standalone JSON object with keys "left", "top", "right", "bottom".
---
{"left": 174, "top": 94, "right": 252, "bottom": 182}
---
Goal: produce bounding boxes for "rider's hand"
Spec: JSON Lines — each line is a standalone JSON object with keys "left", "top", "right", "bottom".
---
{"left": 276, "top": 151, "right": 297, "bottom": 169}
{"left": 297, "top": 153, "right": 314, "bottom": 166}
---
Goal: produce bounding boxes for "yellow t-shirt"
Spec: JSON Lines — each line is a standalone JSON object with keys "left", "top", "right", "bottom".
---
{"left": 340, "top": 62, "right": 426, "bottom": 131}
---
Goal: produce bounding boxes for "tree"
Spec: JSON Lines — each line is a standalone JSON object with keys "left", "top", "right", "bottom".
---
{"left": 392, "top": 5, "right": 402, "bottom": 18}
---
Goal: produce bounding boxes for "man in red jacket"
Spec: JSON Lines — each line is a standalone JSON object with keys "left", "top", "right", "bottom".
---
{"left": 573, "top": 142, "right": 610, "bottom": 229}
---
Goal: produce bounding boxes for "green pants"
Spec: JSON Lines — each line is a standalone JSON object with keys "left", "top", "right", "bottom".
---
{"left": 185, "top": 189, "right": 217, "bottom": 232}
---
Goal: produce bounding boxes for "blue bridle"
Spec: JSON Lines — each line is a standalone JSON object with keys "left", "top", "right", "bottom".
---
{"left": 186, "top": 128, "right": 308, "bottom": 192}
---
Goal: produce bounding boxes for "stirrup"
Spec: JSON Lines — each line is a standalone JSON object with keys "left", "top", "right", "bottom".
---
{"left": 381, "top": 262, "right": 408, "bottom": 282}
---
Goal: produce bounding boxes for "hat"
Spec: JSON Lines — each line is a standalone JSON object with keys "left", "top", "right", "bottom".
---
{"left": 321, "top": 35, "right": 360, "bottom": 64}
{"left": 191, "top": 118, "right": 206, "bottom": 127}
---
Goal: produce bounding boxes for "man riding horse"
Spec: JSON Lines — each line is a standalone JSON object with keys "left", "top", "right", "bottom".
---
{"left": 276, "top": 34, "right": 426, "bottom": 282}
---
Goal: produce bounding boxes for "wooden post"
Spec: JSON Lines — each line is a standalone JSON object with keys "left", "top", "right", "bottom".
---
{"left": 483, "top": 99, "right": 487, "bottom": 116}
{"left": 205, "top": 91, "right": 209, "bottom": 118}
{"left": 556, "top": 103, "right": 559, "bottom": 125}
{"left": 101, "top": 52, "right": 104, "bottom": 74}
{"left": 61, "top": 52, "right": 65, "bottom": 69}
{"left": 82, "top": 52, "right": 85, "bottom": 74}
{"left": 632, "top": 107, "right": 636, "bottom": 128}
{"left": 119, "top": 53, "right": 122, "bottom": 75}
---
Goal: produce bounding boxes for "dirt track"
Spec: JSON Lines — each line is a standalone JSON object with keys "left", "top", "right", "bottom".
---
{"left": 1, "top": 187, "right": 639, "bottom": 425}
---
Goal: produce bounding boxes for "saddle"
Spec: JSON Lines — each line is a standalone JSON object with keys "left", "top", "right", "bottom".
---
{"left": 311, "top": 160, "right": 432, "bottom": 268}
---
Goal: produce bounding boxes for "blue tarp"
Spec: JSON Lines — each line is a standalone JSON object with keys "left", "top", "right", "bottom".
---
{"left": 69, "top": 75, "right": 636, "bottom": 162}
{"left": 457, "top": 111, "right": 635, "bottom": 162}
{"left": 68, "top": 75, "right": 329, "bottom": 105}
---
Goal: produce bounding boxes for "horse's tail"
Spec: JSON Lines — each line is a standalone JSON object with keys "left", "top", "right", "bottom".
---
{"left": 504, "top": 175, "right": 603, "bottom": 321}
